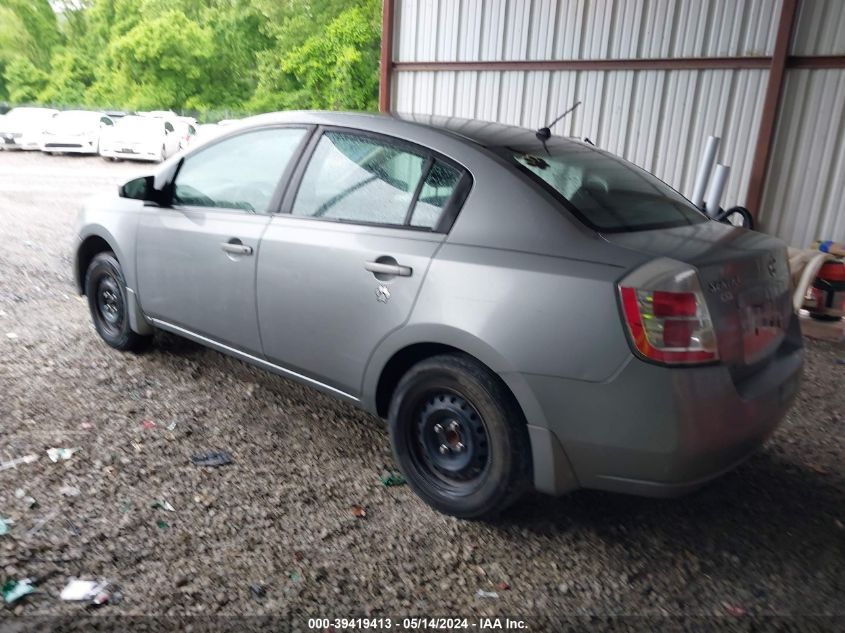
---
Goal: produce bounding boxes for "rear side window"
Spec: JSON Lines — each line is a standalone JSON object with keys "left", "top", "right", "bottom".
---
{"left": 410, "top": 160, "right": 461, "bottom": 229}
{"left": 293, "top": 132, "right": 426, "bottom": 225}
{"left": 507, "top": 143, "right": 706, "bottom": 233}
{"left": 173, "top": 127, "right": 306, "bottom": 213}
{"left": 292, "top": 131, "right": 465, "bottom": 230}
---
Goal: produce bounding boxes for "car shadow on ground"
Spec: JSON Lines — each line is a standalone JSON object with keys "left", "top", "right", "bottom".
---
{"left": 151, "top": 329, "right": 208, "bottom": 357}
{"left": 147, "top": 331, "right": 844, "bottom": 573}
{"left": 500, "top": 451, "right": 843, "bottom": 582}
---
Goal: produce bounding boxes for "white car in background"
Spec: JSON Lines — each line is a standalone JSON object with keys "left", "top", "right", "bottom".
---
{"left": 173, "top": 117, "right": 197, "bottom": 151}
{"left": 99, "top": 115, "right": 180, "bottom": 162}
{"left": 138, "top": 110, "right": 178, "bottom": 120}
{"left": 41, "top": 110, "right": 114, "bottom": 155}
{"left": 1, "top": 107, "right": 59, "bottom": 150}
{"left": 194, "top": 123, "right": 223, "bottom": 142}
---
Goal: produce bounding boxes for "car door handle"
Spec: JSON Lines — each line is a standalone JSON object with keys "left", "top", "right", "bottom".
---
{"left": 220, "top": 242, "right": 253, "bottom": 256}
{"left": 364, "top": 261, "right": 412, "bottom": 277}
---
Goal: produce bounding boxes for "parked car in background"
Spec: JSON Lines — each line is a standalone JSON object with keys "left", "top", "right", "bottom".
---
{"left": 41, "top": 110, "right": 114, "bottom": 155}
{"left": 138, "top": 110, "right": 178, "bottom": 121}
{"left": 173, "top": 117, "right": 197, "bottom": 151}
{"left": 73, "top": 111, "right": 802, "bottom": 519}
{"left": 194, "top": 123, "right": 224, "bottom": 143}
{"left": 1, "top": 107, "right": 59, "bottom": 150}
{"left": 99, "top": 115, "right": 180, "bottom": 162}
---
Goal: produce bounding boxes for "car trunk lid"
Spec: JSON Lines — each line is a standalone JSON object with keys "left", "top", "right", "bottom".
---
{"left": 603, "top": 220, "right": 791, "bottom": 380}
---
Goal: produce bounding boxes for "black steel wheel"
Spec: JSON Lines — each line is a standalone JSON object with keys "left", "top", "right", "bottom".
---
{"left": 84, "top": 252, "right": 148, "bottom": 351}
{"left": 414, "top": 391, "right": 491, "bottom": 495}
{"left": 389, "top": 354, "right": 532, "bottom": 519}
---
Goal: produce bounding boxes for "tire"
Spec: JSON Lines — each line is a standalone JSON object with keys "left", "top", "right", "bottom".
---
{"left": 388, "top": 354, "right": 532, "bottom": 519}
{"left": 84, "top": 252, "right": 148, "bottom": 351}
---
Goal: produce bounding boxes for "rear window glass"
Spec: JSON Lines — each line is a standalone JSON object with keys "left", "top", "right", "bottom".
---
{"left": 505, "top": 142, "right": 706, "bottom": 233}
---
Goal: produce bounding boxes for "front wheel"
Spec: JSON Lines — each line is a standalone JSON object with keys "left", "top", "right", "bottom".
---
{"left": 388, "top": 354, "right": 532, "bottom": 519}
{"left": 84, "top": 252, "right": 149, "bottom": 351}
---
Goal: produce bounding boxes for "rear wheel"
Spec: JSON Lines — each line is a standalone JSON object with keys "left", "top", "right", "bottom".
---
{"left": 84, "top": 252, "right": 148, "bottom": 351}
{"left": 388, "top": 354, "right": 531, "bottom": 519}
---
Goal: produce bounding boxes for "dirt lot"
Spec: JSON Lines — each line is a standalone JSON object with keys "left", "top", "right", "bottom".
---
{"left": 0, "top": 150, "right": 843, "bottom": 627}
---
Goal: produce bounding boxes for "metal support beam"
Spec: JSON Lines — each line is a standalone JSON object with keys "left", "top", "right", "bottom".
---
{"left": 379, "top": 0, "right": 395, "bottom": 113}
{"left": 394, "top": 57, "right": 772, "bottom": 72}
{"left": 745, "top": 0, "right": 799, "bottom": 219}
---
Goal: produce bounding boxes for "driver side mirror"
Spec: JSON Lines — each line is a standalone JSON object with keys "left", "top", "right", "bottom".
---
{"left": 120, "top": 175, "right": 168, "bottom": 205}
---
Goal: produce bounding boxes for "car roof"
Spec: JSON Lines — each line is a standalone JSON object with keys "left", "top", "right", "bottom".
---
{"left": 240, "top": 110, "right": 548, "bottom": 151}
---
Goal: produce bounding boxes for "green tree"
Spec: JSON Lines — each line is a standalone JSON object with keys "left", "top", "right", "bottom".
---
{"left": 88, "top": 9, "right": 213, "bottom": 110}
{"left": 1, "top": 0, "right": 60, "bottom": 66}
{"left": 0, "top": 0, "right": 60, "bottom": 100}
{"left": 4, "top": 56, "right": 49, "bottom": 103}
{"left": 2, "top": 0, "right": 383, "bottom": 117}
{"left": 38, "top": 47, "right": 95, "bottom": 105}
{"left": 250, "top": 0, "right": 380, "bottom": 112}
{"left": 281, "top": 2, "right": 380, "bottom": 111}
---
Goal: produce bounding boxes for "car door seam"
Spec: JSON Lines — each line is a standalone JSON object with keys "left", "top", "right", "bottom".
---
{"left": 357, "top": 237, "right": 448, "bottom": 396}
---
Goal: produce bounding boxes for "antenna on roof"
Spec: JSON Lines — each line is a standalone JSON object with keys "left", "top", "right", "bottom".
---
{"left": 535, "top": 100, "right": 582, "bottom": 142}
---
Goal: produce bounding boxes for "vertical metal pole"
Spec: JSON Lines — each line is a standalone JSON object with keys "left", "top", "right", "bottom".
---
{"left": 745, "top": 0, "right": 799, "bottom": 219}
{"left": 705, "top": 164, "right": 731, "bottom": 217}
{"left": 691, "top": 136, "right": 720, "bottom": 208}
{"left": 379, "top": 0, "right": 395, "bottom": 113}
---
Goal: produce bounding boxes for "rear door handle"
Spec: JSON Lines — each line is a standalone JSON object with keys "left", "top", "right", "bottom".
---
{"left": 364, "top": 261, "right": 412, "bottom": 277}
{"left": 221, "top": 241, "right": 253, "bottom": 256}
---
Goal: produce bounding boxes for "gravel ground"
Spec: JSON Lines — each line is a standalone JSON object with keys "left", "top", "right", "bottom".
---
{"left": 0, "top": 150, "right": 843, "bottom": 627}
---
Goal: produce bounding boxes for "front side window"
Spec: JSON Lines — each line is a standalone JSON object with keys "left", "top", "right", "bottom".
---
{"left": 506, "top": 141, "right": 706, "bottom": 233}
{"left": 173, "top": 127, "right": 306, "bottom": 213}
{"left": 293, "top": 132, "right": 427, "bottom": 226}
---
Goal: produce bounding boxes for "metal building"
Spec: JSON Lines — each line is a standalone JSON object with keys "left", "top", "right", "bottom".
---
{"left": 379, "top": 0, "right": 845, "bottom": 247}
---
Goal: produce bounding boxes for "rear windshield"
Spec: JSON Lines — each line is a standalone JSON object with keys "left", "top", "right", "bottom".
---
{"left": 502, "top": 141, "right": 706, "bottom": 233}
{"left": 116, "top": 117, "right": 162, "bottom": 132}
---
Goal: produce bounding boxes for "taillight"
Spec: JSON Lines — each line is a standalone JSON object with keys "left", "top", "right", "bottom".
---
{"left": 618, "top": 259, "right": 719, "bottom": 365}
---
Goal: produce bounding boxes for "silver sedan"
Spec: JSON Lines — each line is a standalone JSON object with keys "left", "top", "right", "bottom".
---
{"left": 73, "top": 111, "right": 802, "bottom": 518}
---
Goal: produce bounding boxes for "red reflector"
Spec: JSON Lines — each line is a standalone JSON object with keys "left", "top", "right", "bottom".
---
{"left": 652, "top": 290, "right": 697, "bottom": 317}
{"left": 663, "top": 319, "right": 694, "bottom": 347}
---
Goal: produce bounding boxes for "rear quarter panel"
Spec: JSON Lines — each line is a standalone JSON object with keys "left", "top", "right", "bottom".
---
{"left": 406, "top": 244, "right": 633, "bottom": 381}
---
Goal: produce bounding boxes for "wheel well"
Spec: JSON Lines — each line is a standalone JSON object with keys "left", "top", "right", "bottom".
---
{"left": 375, "top": 343, "right": 520, "bottom": 420}
{"left": 76, "top": 235, "right": 114, "bottom": 294}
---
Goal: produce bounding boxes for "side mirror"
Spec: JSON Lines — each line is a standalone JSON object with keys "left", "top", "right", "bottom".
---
{"left": 120, "top": 175, "right": 161, "bottom": 203}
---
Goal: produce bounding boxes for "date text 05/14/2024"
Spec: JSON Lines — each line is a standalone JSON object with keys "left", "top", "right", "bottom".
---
{"left": 307, "top": 617, "right": 528, "bottom": 630}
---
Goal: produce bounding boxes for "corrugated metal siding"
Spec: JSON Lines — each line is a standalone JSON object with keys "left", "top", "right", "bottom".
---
{"left": 759, "top": 69, "right": 845, "bottom": 246}
{"left": 791, "top": 0, "right": 845, "bottom": 56}
{"left": 394, "top": 0, "right": 782, "bottom": 62}
{"left": 395, "top": 68, "right": 768, "bottom": 209}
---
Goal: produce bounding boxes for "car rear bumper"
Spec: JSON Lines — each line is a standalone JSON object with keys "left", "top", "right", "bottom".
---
{"left": 521, "top": 314, "right": 803, "bottom": 497}
{"left": 100, "top": 147, "right": 161, "bottom": 161}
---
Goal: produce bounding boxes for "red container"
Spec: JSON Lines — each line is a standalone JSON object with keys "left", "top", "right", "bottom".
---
{"left": 807, "top": 261, "right": 845, "bottom": 320}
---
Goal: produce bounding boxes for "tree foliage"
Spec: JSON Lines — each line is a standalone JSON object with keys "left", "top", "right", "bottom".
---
{"left": 0, "top": 0, "right": 381, "bottom": 119}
